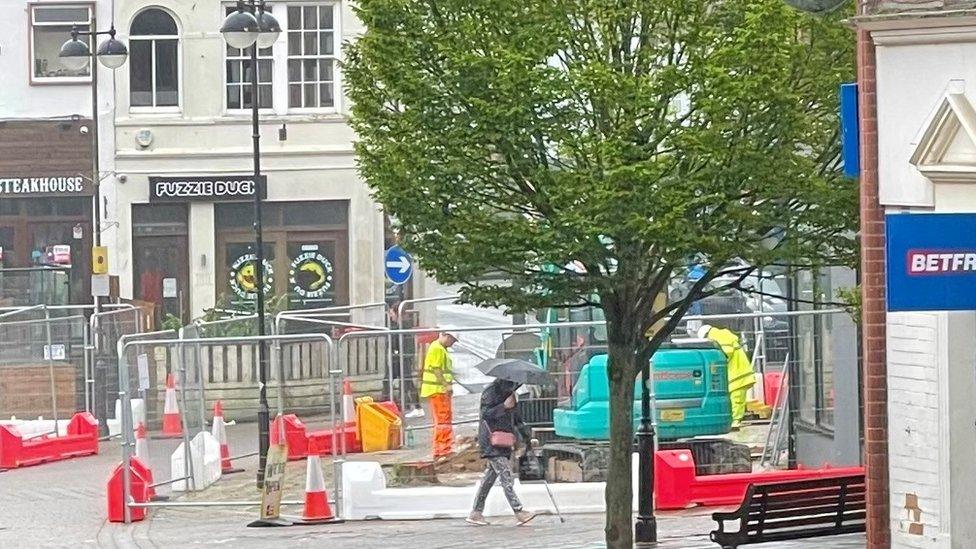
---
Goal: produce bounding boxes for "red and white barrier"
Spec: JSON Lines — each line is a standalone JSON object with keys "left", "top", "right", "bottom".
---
{"left": 0, "top": 412, "right": 99, "bottom": 469}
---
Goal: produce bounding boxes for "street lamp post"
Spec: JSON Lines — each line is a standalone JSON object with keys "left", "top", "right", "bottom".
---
{"left": 59, "top": 26, "right": 128, "bottom": 315}
{"left": 635, "top": 359, "right": 657, "bottom": 544}
{"left": 220, "top": 0, "right": 281, "bottom": 490}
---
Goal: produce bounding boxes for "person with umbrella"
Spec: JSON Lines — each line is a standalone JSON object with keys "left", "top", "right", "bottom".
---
{"left": 466, "top": 359, "right": 549, "bottom": 527}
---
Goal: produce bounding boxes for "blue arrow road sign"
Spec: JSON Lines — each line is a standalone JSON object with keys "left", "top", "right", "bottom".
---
{"left": 384, "top": 246, "right": 413, "bottom": 285}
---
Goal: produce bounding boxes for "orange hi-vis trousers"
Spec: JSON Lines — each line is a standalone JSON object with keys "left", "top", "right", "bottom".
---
{"left": 429, "top": 393, "right": 454, "bottom": 458}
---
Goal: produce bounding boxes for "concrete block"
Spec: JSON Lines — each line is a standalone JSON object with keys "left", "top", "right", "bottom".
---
{"left": 340, "top": 455, "right": 640, "bottom": 520}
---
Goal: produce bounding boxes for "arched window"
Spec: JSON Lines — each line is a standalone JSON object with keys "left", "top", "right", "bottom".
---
{"left": 129, "top": 8, "right": 179, "bottom": 108}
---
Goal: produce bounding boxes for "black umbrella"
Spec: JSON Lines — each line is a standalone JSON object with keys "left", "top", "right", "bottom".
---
{"left": 475, "top": 358, "right": 551, "bottom": 385}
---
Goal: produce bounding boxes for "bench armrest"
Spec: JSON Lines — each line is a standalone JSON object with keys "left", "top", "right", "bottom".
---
{"left": 712, "top": 509, "right": 742, "bottom": 523}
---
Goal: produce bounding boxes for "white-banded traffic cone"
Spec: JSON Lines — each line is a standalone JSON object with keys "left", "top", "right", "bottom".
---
{"left": 343, "top": 379, "right": 357, "bottom": 431}
{"left": 135, "top": 421, "right": 149, "bottom": 463}
{"left": 159, "top": 373, "right": 182, "bottom": 438}
{"left": 342, "top": 378, "right": 361, "bottom": 451}
{"left": 211, "top": 401, "right": 243, "bottom": 474}
{"left": 292, "top": 438, "right": 342, "bottom": 525}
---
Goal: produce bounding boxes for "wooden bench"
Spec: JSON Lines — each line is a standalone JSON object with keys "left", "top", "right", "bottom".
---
{"left": 709, "top": 473, "right": 866, "bottom": 548}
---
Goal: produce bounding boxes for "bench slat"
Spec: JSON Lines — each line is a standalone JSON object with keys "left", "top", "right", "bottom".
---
{"left": 748, "top": 494, "right": 866, "bottom": 514}
{"left": 747, "top": 502, "right": 866, "bottom": 523}
{"left": 749, "top": 495, "right": 865, "bottom": 514}
{"left": 751, "top": 484, "right": 865, "bottom": 503}
{"left": 743, "top": 522, "right": 866, "bottom": 544}
{"left": 747, "top": 511, "right": 866, "bottom": 533}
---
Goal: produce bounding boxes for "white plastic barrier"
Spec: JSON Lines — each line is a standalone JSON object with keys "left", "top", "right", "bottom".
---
{"left": 340, "top": 456, "right": 639, "bottom": 520}
{"left": 0, "top": 417, "right": 69, "bottom": 438}
{"left": 107, "top": 399, "right": 146, "bottom": 437}
{"left": 171, "top": 432, "right": 222, "bottom": 492}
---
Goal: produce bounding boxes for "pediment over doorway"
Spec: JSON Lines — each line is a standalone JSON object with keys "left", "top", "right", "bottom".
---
{"left": 910, "top": 90, "right": 976, "bottom": 183}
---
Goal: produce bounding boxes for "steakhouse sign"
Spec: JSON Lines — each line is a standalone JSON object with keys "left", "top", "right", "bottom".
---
{"left": 886, "top": 213, "right": 976, "bottom": 311}
{"left": 149, "top": 175, "right": 266, "bottom": 202}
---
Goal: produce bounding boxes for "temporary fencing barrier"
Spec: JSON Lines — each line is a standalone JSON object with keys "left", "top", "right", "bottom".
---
{"left": 0, "top": 313, "right": 90, "bottom": 437}
{"left": 111, "top": 333, "right": 342, "bottom": 524}
{"left": 330, "top": 306, "right": 857, "bottom": 485}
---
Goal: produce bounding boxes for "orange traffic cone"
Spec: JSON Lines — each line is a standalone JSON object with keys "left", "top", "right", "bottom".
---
{"left": 211, "top": 401, "right": 243, "bottom": 474}
{"left": 159, "top": 373, "right": 182, "bottom": 438}
{"left": 135, "top": 422, "right": 149, "bottom": 463}
{"left": 292, "top": 438, "right": 342, "bottom": 525}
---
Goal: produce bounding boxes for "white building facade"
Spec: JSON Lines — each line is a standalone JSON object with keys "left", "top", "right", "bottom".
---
{"left": 861, "top": 11, "right": 976, "bottom": 548}
{"left": 105, "top": 1, "right": 391, "bottom": 322}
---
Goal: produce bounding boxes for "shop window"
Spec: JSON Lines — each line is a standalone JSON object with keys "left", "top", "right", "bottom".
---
{"left": 792, "top": 266, "right": 856, "bottom": 431}
{"left": 225, "top": 6, "right": 273, "bottom": 110}
{"left": 129, "top": 8, "right": 180, "bottom": 109}
{"left": 215, "top": 201, "right": 349, "bottom": 310}
{"left": 286, "top": 3, "right": 336, "bottom": 109}
{"left": 30, "top": 4, "right": 92, "bottom": 82}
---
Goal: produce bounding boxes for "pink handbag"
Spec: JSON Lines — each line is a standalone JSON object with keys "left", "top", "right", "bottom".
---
{"left": 490, "top": 431, "right": 516, "bottom": 448}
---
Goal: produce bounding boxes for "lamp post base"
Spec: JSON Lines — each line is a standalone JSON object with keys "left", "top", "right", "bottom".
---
{"left": 635, "top": 515, "right": 658, "bottom": 544}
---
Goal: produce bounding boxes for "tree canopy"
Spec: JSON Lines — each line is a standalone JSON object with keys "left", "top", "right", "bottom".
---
{"left": 345, "top": 0, "right": 855, "bottom": 545}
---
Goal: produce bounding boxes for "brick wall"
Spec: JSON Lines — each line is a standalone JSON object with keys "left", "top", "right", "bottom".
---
{"left": 858, "top": 27, "right": 891, "bottom": 548}
{"left": 887, "top": 313, "right": 943, "bottom": 546}
{"left": 0, "top": 119, "right": 92, "bottom": 177}
{"left": 0, "top": 363, "right": 79, "bottom": 418}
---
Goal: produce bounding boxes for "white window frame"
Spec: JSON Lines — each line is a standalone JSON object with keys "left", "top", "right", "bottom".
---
{"left": 29, "top": 3, "right": 93, "bottom": 85}
{"left": 222, "top": 4, "right": 276, "bottom": 115}
{"left": 128, "top": 8, "right": 182, "bottom": 114}
{"left": 284, "top": 2, "right": 340, "bottom": 114}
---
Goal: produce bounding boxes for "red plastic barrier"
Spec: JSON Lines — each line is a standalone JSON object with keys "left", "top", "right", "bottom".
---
{"left": 377, "top": 400, "right": 401, "bottom": 417}
{"left": 764, "top": 371, "right": 784, "bottom": 408}
{"left": 107, "top": 461, "right": 149, "bottom": 522}
{"left": 270, "top": 414, "right": 362, "bottom": 460}
{"left": 0, "top": 412, "right": 99, "bottom": 469}
{"left": 129, "top": 457, "right": 158, "bottom": 500}
{"left": 653, "top": 449, "right": 865, "bottom": 510}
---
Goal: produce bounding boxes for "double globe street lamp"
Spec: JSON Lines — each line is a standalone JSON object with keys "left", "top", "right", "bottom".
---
{"left": 219, "top": 0, "right": 281, "bottom": 496}
{"left": 59, "top": 27, "right": 127, "bottom": 320}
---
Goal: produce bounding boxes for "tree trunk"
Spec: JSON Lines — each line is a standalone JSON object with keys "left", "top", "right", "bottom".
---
{"left": 604, "top": 338, "right": 638, "bottom": 549}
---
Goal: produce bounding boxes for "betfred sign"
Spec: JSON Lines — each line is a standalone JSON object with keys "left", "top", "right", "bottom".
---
{"left": 887, "top": 213, "right": 976, "bottom": 311}
{"left": 149, "top": 175, "right": 266, "bottom": 202}
{"left": 907, "top": 251, "right": 976, "bottom": 274}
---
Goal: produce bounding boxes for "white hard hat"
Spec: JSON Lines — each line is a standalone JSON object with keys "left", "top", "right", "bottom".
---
{"left": 441, "top": 331, "right": 460, "bottom": 341}
{"left": 697, "top": 324, "right": 712, "bottom": 339}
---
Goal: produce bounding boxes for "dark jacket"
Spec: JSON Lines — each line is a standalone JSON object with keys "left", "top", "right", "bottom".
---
{"left": 477, "top": 379, "right": 531, "bottom": 459}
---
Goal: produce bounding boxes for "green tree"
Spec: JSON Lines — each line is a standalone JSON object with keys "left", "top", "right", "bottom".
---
{"left": 345, "top": 0, "right": 855, "bottom": 545}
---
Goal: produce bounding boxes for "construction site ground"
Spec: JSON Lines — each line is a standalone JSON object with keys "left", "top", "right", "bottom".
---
{"left": 1, "top": 395, "right": 864, "bottom": 548}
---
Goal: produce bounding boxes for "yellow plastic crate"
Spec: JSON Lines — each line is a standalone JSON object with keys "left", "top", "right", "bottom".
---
{"left": 355, "top": 397, "right": 403, "bottom": 452}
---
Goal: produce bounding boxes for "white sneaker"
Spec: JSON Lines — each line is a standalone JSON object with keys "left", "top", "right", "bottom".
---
{"left": 405, "top": 408, "right": 424, "bottom": 418}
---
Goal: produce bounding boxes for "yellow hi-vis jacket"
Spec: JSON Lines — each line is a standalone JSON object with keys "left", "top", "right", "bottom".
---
{"left": 420, "top": 340, "right": 454, "bottom": 398}
{"left": 705, "top": 327, "right": 757, "bottom": 393}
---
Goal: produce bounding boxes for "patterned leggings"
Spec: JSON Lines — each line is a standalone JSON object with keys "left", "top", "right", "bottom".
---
{"left": 472, "top": 456, "right": 523, "bottom": 513}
